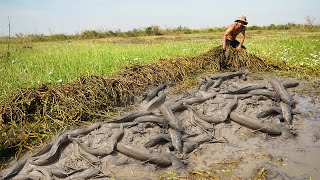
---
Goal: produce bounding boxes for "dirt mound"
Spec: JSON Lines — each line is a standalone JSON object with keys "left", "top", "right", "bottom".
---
{"left": 0, "top": 46, "right": 281, "bottom": 164}
{"left": 1, "top": 71, "right": 319, "bottom": 179}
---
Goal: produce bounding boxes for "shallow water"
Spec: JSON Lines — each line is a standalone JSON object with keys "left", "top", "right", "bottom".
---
{"left": 186, "top": 93, "right": 320, "bottom": 179}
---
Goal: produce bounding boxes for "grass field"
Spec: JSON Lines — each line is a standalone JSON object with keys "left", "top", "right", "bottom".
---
{"left": 1, "top": 29, "right": 320, "bottom": 98}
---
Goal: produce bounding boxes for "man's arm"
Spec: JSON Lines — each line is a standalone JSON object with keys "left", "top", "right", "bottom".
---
{"left": 222, "top": 25, "right": 234, "bottom": 50}
{"left": 237, "top": 27, "right": 246, "bottom": 50}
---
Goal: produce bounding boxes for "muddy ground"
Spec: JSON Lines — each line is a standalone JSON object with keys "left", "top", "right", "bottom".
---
{"left": 1, "top": 71, "right": 320, "bottom": 180}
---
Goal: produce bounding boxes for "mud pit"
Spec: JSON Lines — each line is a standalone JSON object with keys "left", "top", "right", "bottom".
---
{"left": 2, "top": 71, "right": 320, "bottom": 179}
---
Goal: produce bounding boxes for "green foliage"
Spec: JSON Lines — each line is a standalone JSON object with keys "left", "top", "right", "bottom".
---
{"left": 145, "top": 26, "right": 163, "bottom": 36}
{"left": 81, "top": 30, "right": 102, "bottom": 38}
{"left": 127, "top": 28, "right": 144, "bottom": 37}
{"left": 49, "top": 34, "right": 70, "bottom": 41}
{"left": 173, "top": 25, "right": 193, "bottom": 34}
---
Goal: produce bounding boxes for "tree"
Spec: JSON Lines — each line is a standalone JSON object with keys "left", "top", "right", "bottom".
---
{"left": 305, "top": 16, "right": 317, "bottom": 26}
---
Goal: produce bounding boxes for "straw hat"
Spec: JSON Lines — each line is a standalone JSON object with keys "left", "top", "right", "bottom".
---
{"left": 234, "top": 15, "right": 248, "bottom": 25}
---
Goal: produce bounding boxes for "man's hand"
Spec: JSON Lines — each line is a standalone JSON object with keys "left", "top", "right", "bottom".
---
{"left": 222, "top": 45, "right": 226, "bottom": 51}
{"left": 236, "top": 46, "right": 242, "bottom": 51}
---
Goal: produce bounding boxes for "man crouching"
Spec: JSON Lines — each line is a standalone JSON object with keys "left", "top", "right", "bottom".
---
{"left": 222, "top": 15, "right": 248, "bottom": 51}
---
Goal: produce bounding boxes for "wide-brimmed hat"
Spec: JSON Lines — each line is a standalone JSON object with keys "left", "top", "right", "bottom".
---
{"left": 234, "top": 16, "right": 248, "bottom": 25}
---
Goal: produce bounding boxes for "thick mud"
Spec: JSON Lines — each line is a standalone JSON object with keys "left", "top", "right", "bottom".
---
{"left": 1, "top": 71, "right": 319, "bottom": 179}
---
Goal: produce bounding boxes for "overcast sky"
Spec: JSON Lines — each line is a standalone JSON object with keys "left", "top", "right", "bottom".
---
{"left": 0, "top": 0, "right": 319, "bottom": 36}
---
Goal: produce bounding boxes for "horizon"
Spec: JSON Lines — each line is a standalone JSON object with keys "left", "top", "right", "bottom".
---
{"left": 0, "top": 0, "right": 319, "bottom": 36}
{"left": 0, "top": 22, "right": 315, "bottom": 38}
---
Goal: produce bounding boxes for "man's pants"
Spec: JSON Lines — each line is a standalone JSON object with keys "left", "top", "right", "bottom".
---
{"left": 226, "top": 39, "right": 246, "bottom": 49}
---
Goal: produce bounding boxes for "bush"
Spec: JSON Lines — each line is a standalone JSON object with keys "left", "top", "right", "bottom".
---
{"left": 248, "top": 25, "right": 260, "bottom": 30}
{"left": 81, "top": 30, "right": 102, "bottom": 39}
{"left": 49, "top": 34, "right": 70, "bottom": 41}
{"left": 126, "top": 28, "right": 143, "bottom": 37}
{"left": 145, "top": 26, "right": 163, "bottom": 36}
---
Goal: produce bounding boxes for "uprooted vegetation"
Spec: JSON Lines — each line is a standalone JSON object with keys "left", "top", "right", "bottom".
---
{"left": 0, "top": 46, "right": 319, "bottom": 178}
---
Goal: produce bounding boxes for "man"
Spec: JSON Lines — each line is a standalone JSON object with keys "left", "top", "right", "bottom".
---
{"left": 222, "top": 16, "right": 248, "bottom": 51}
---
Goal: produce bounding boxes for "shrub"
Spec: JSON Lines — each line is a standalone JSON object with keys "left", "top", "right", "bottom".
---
{"left": 145, "top": 26, "right": 163, "bottom": 36}
{"left": 81, "top": 30, "right": 102, "bottom": 39}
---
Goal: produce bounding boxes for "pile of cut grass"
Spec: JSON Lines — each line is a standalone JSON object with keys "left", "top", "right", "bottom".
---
{"left": 0, "top": 46, "right": 300, "bottom": 169}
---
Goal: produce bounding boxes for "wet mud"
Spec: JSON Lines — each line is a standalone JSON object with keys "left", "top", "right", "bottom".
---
{"left": 1, "top": 71, "right": 319, "bottom": 179}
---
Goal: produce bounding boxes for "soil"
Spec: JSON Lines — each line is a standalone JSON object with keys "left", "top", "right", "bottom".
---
{"left": 2, "top": 72, "right": 320, "bottom": 180}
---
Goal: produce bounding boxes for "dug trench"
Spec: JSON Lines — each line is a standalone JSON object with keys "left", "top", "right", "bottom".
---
{"left": 1, "top": 70, "right": 320, "bottom": 179}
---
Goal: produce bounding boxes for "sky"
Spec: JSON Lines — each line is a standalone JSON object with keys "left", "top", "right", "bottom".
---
{"left": 0, "top": 0, "right": 319, "bottom": 36}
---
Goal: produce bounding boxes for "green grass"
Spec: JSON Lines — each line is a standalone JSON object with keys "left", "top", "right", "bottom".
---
{"left": 0, "top": 38, "right": 219, "bottom": 98}
{"left": 1, "top": 29, "right": 320, "bottom": 98}
{"left": 247, "top": 31, "right": 320, "bottom": 67}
